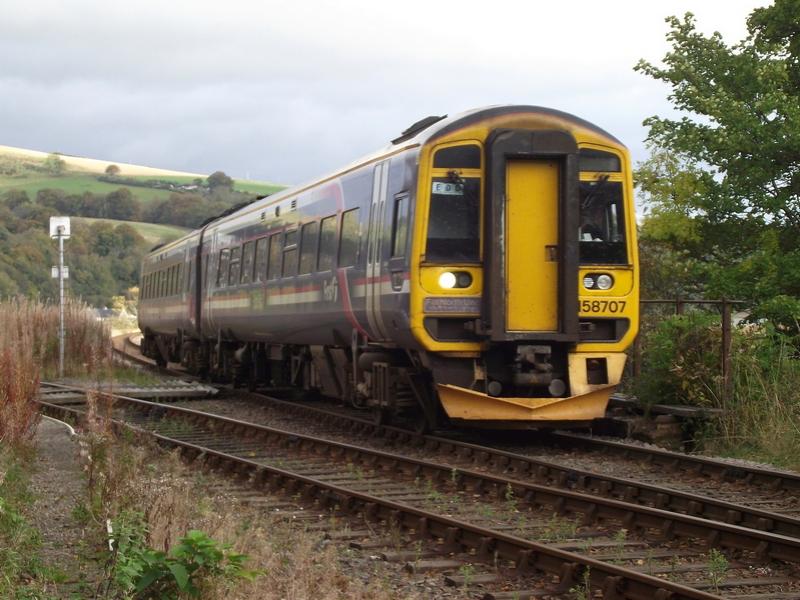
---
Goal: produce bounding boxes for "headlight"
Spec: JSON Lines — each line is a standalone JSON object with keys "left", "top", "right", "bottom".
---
{"left": 596, "top": 274, "right": 614, "bottom": 290}
{"left": 438, "top": 272, "right": 457, "bottom": 289}
{"left": 582, "top": 276, "right": 595, "bottom": 290}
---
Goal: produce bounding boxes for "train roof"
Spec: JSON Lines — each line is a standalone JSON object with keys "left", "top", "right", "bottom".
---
{"left": 145, "top": 105, "right": 623, "bottom": 258}
{"left": 395, "top": 105, "right": 624, "bottom": 147}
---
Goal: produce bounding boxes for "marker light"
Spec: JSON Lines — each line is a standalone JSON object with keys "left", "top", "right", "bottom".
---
{"left": 596, "top": 274, "right": 614, "bottom": 290}
{"left": 438, "top": 271, "right": 457, "bottom": 289}
{"left": 582, "top": 276, "right": 595, "bottom": 290}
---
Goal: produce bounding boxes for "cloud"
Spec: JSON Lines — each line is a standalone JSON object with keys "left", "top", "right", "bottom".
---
{"left": 0, "top": 0, "right": 770, "bottom": 183}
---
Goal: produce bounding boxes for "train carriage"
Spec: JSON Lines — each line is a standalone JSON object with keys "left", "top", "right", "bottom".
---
{"left": 138, "top": 105, "right": 639, "bottom": 430}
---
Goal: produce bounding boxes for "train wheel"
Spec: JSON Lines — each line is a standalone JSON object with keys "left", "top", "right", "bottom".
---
{"left": 372, "top": 407, "right": 391, "bottom": 427}
{"left": 413, "top": 412, "right": 431, "bottom": 435}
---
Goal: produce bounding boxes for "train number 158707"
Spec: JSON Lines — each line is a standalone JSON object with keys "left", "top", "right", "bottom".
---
{"left": 580, "top": 300, "right": 626, "bottom": 314}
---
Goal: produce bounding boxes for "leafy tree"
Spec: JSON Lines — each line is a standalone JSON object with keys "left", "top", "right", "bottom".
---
{"left": 207, "top": 170, "right": 233, "bottom": 191}
{"left": 635, "top": 0, "right": 800, "bottom": 334}
{"left": 3, "top": 190, "right": 30, "bottom": 210}
{"left": 635, "top": 1, "right": 800, "bottom": 229}
{"left": 105, "top": 163, "right": 120, "bottom": 176}
{"left": 43, "top": 153, "right": 66, "bottom": 176}
{"left": 106, "top": 188, "right": 142, "bottom": 221}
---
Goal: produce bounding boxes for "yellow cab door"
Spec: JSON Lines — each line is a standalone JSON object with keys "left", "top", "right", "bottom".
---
{"left": 505, "top": 159, "right": 560, "bottom": 332}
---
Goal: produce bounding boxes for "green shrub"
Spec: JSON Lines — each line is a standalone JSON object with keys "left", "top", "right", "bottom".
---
{"left": 633, "top": 311, "right": 722, "bottom": 408}
{"left": 108, "top": 514, "right": 257, "bottom": 599}
{"left": 634, "top": 312, "right": 800, "bottom": 467}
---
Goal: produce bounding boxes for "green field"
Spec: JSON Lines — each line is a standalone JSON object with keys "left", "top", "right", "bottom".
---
{"left": 74, "top": 217, "right": 189, "bottom": 246}
{"left": 0, "top": 172, "right": 176, "bottom": 204}
{"left": 0, "top": 147, "right": 285, "bottom": 205}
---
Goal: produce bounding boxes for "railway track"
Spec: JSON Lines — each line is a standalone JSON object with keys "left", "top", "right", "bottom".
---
{"left": 113, "top": 335, "right": 800, "bottom": 536}
{"left": 38, "top": 381, "right": 800, "bottom": 599}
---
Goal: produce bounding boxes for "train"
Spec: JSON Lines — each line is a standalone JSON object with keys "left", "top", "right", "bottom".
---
{"left": 137, "top": 105, "right": 639, "bottom": 431}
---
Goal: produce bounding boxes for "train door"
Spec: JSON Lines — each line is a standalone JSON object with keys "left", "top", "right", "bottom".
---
{"left": 365, "top": 160, "right": 390, "bottom": 340}
{"left": 485, "top": 129, "right": 579, "bottom": 341}
{"left": 505, "top": 159, "right": 559, "bottom": 332}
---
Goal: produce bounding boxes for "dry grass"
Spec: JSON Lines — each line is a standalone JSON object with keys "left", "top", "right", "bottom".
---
{"left": 0, "top": 297, "right": 109, "bottom": 446}
{"left": 79, "top": 418, "right": 422, "bottom": 599}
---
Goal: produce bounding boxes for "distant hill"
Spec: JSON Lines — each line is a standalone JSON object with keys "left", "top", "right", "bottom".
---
{"left": 0, "top": 144, "right": 283, "bottom": 205}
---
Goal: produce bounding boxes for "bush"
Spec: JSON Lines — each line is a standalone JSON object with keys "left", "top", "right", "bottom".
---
{"left": 634, "top": 311, "right": 800, "bottom": 467}
{"left": 108, "top": 514, "right": 256, "bottom": 599}
{"left": 634, "top": 311, "right": 722, "bottom": 408}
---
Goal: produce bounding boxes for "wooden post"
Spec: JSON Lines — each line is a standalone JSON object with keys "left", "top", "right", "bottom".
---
{"left": 721, "top": 298, "right": 733, "bottom": 402}
{"left": 675, "top": 295, "right": 684, "bottom": 315}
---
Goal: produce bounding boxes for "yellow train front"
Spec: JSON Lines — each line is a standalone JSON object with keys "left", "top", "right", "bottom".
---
{"left": 138, "top": 105, "right": 638, "bottom": 431}
{"left": 407, "top": 107, "right": 638, "bottom": 428}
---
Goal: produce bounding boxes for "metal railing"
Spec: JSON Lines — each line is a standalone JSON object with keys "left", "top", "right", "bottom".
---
{"left": 631, "top": 298, "right": 745, "bottom": 402}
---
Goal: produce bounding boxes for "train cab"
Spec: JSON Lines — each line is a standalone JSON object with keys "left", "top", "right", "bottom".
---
{"left": 406, "top": 108, "right": 638, "bottom": 426}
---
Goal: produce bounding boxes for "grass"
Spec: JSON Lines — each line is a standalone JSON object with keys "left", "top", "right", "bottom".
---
{"left": 634, "top": 313, "right": 800, "bottom": 470}
{"left": 0, "top": 449, "right": 61, "bottom": 599}
{"left": 74, "top": 217, "right": 189, "bottom": 245}
{"left": 0, "top": 172, "right": 176, "bottom": 205}
{"left": 79, "top": 415, "right": 418, "bottom": 599}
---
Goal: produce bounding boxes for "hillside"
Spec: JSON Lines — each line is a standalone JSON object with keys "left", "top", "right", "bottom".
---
{"left": 0, "top": 144, "right": 283, "bottom": 204}
{"left": 0, "top": 144, "right": 286, "bottom": 304}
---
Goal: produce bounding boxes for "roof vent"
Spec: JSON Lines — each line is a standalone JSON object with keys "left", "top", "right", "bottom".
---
{"left": 391, "top": 114, "right": 447, "bottom": 145}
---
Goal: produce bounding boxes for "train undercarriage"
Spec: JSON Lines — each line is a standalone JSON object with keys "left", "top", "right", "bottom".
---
{"left": 141, "top": 330, "right": 622, "bottom": 432}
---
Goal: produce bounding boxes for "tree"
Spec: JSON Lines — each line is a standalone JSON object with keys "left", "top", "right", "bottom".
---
{"left": 105, "top": 164, "right": 121, "bottom": 176}
{"left": 43, "top": 153, "right": 66, "bottom": 176}
{"left": 207, "top": 170, "right": 233, "bottom": 191}
{"left": 106, "top": 188, "right": 142, "bottom": 221}
{"left": 635, "top": 1, "right": 800, "bottom": 229}
{"left": 635, "top": 1, "right": 800, "bottom": 332}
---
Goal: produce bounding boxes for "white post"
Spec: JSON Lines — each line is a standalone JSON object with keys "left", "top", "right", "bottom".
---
{"left": 58, "top": 227, "right": 65, "bottom": 378}
{"left": 50, "top": 216, "right": 70, "bottom": 379}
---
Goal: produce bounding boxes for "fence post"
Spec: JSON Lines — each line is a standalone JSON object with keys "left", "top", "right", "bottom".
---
{"left": 675, "top": 295, "right": 684, "bottom": 315}
{"left": 721, "top": 298, "right": 733, "bottom": 402}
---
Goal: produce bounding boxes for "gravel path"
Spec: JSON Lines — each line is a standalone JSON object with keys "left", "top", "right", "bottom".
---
{"left": 29, "top": 417, "right": 99, "bottom": 597}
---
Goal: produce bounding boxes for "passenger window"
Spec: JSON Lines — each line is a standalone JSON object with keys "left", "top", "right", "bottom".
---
{"left": 267, "top": 234, "right": 282, "bottom": 280}
{"left": 282, "top": 229, "right": 298, "bottom": 277}
{"left": 217, "top": 249, "right": 230, "bottom": 287}
{"left": 299, "top": 222, "right": 318, "bottom": 275}
{"left": 254, "top": 237, "right": 269, "bottom": 282}
{"left": 241, "top": 241, "right": 255, "bottom": 284}
{"left": 391, "top": 194, "right": 409, "bottom": 258}
{"left": 317, "top": 215, "right": 337, "bottom": 271}
{"left": 339, "top": 208, "right": 361, "bottom": 267}
{"left": 228, "top": 246, "right": 241, "bottom": 285}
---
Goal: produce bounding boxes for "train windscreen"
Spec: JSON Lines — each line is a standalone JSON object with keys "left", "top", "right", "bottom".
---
{"left": 425, "top": 177, "right": 480, "bottom": 262}
{"left": 579, "top": 178, "right": 627, "bottom": 264}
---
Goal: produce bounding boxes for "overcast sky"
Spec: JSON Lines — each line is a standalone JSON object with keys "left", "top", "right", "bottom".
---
{"left": 0, "top": 0, "right": 769, "bottom": 185}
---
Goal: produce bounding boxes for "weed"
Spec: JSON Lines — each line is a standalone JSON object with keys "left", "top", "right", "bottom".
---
{"left": 450, "top": 467, "right": 459, "bottom": 485}
{"left": 613, "top": 528, "right": 628, "bottom": 560}
{"left": 541, "top": 514, "right": 579, "bottom": 542}
{"left": 458, "top": 563, "right": 475, "bottom": 589}
{"left": 707, "top": 548, "right": 729, "bottom": 594}
{"left": 106, "top": 514, "right": 258, "bottom": 599}
{"left": 504, "top": 483, "right": 518, "bottom": 512}
{"left": 569, "top": 566, "right": 591, "bottom": 600}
